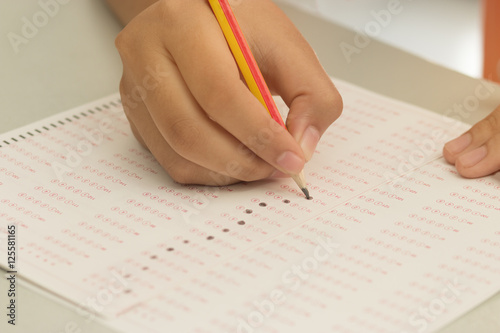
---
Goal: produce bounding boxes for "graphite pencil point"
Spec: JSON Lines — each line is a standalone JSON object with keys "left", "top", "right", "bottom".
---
{"left": 302, "top": 187, "right": 311, "bottom": 200}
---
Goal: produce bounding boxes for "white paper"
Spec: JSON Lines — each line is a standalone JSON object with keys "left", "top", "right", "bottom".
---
{"left": 1, "top": 79, "right": 499, "bottom": 333}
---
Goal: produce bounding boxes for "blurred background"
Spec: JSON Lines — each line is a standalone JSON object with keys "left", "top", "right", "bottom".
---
{"left": 0, "top": 0, "right": 483, "bottom": 132}
{"left": 283, "top": 0, "right": 482, "bottom": 78}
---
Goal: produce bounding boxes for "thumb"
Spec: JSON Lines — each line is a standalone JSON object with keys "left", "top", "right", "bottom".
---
{"left": 286, "top": 86, "right": 343, "bottom": 161}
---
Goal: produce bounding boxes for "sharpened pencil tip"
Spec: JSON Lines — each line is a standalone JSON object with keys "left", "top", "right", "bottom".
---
{"left": 302, "top": 187, "right": 311, "bottom": 200}
{"left": 292, "top": 172, "right": 310, "bottom": 200}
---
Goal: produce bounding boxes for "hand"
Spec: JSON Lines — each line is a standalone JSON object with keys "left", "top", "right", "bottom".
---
{"left": 443, "top": 105, "right": 500, "bottom": 178}
{"left": 114, "top": 0, "right": 342, "bottom": 185}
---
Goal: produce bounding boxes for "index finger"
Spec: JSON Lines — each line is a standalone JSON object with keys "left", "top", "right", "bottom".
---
{"left": 162, "top": 0, "right": 307, "bottom": 176}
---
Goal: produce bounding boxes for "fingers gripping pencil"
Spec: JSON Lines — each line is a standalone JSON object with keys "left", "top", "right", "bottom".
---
{"left": 208, "top": 0, "right": 310, "bottom": 199}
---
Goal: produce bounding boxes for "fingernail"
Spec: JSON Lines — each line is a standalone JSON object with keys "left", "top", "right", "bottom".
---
{"left": 276, "top": 151, "right": 304, "bottom": 175}
{"left": 445, "top": 133, "right": 472, "bottom": 155}
{"left": 300, "top": 126, "right": 320, "bottom": 161}
{"left": 458, "top": 146, "right": 487, "bottom": 168}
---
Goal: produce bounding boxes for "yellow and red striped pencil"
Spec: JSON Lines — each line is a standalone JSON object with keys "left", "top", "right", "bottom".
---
{"left": 208, "top": 0, "right": 310, "bottom": 199}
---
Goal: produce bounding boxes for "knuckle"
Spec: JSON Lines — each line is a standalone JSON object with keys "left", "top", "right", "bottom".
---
{"left": 118, "top": 79, "right": 127, "bottom": 99}
{"left": 487, "top": 132, "right": 500, "bottom": 149}
{"left": 167, "top": 118, "right": 203, "bottom": 154}
{"left": 114, "top": 28, "right": 134, "bottom": 58}
{"left": 114, "top": 30, "right": 126, "bottom": 51}
{"left": 114, "top": 27, "right": 143, "bottom": 65}
{"left": 332, "top": 90, "right": 344, "bottom": 116}
{"left": 119, "top": 79, "right": 138, "bottom": 114}
{"left": 323, "top": 86, "right": 344, "bottom": 121}
{"left": 287, "top": 84, "right": 343, "bottom": 130}
{"left": 485, "top": 112, "right": 500, "bottom": 131}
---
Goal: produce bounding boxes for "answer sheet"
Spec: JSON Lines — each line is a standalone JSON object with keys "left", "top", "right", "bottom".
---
{"left": 1, "top": 79, "right": 499, "bottom": 333}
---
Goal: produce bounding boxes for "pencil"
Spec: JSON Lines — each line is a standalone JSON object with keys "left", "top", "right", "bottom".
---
{"left": 208, "top": 0, "right": 310, "bottom": 199}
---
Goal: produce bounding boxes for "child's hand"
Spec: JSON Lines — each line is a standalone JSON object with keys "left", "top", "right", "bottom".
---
{"left": 114, "top": 0, "right": 342, "bottom": 185}
{"left": 444, "top": 105, "right": 500, "bottom": 177}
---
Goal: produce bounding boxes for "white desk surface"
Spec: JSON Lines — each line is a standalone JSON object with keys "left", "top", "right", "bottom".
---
{"left": 1, "top": 1, "right": 500, "bottom": 332}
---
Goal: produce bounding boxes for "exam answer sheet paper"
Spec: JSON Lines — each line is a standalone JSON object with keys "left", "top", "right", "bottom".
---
{"left": 1, "top": 79, "right": 500, "bottom": 333}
